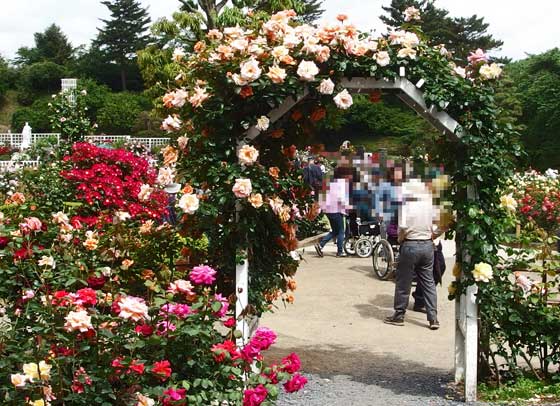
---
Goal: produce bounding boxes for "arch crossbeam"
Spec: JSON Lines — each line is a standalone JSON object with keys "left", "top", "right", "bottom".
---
{"left": 242, "top": 77, "right": 463, "bottom": 144}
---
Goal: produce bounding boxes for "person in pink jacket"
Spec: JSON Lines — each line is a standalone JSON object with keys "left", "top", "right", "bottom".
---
{"left": 315, "top": 167, "right": 353, "bottom": 257}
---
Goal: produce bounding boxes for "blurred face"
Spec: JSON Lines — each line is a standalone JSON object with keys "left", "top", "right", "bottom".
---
{"left": 394, "top": 168, "right": 403, "bottom": 184}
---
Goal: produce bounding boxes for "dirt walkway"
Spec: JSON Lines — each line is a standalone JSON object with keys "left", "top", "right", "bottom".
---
{"left": 261, "top": 240, "right": 476, "bottom": 405}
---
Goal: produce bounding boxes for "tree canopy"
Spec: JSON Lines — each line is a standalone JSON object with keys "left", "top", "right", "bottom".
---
{"left": 504, "top": 48, "right": 560, "bottom": 169}
{"left": 94, "top": 0, "right": 151, "bottom": 90}
{"left": 15, "top": 24, "right": 74, "bottom": 66}
{"left": 381, "top": 0, "right": 503, "bottom": 61}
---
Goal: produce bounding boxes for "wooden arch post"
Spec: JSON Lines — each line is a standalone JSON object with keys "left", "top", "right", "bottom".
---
{"left": 237, "top": 75, "right": 478, "bottom": 402}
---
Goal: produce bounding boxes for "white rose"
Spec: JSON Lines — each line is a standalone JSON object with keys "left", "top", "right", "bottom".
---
{"left": 376, "top": 51, "right": 390, "bottom": 67}
{"left": 454, "top": 66, "right": 467, "bottom": 78}
{"left": 240, "top": 59, "right": 262, "bottom": 82}
{"left": 238, "top": 145, "right": 259, "bottom": 165}
{"left": 297, "top": 60, "right": 319, "bottom": 81}
{"left": 333, "top": 89, "right": 353, "bottom": 110}
{"left": 256, "top": 116, "right": 270, "bottom": 131}
{"left": 172, "top": 48, "right": 186, "bottom": 62}
{"left": 178, "top": 193, "right": 200, "bottom": 214}
{"left": 473, "top": 262, "right": 493, "bottom": 283}
{"left": 479, "top": 63, "right": 502, "bottom": 80}
{"left": 403, "top": 6, "right": 421, "bottom": 22}
{"left": 398, "top": 46, "right": 417, "bottom": 60}
{"left": 38, "top": 255, "right": 55, "bottom": 269}
{"left": 317, "top": 78, "right": 335, "bottom": 95}
{"left": 500, "top": 194, "right": 517, "bottom": 212}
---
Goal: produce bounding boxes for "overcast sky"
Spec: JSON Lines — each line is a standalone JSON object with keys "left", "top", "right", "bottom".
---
{"left": 1, "top": 0, "right": 557, "bottom": 61}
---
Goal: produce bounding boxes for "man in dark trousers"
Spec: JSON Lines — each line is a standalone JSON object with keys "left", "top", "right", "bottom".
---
{"left": 384, "top": 180, "right": 440, "bottom": 330}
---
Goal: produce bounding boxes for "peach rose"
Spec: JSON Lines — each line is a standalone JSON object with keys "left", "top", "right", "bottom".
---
{"left": 333, "top": 89, "right": 353, "bottom": 110}
{"left": 238, "top": 145, "right": 259, "bottom": 165}
{"left": 162, "top": 145, "right": 178, "bottom": 166}
{"left": 297, "top": 60, "right": 319, "bottom": 81}
{"left": 178, "top": 193, "right": 200, "bottom": 214}
{"left": 269, "top": 166, "right": 280, "bottom": 178}
{"left": 317, "top": 78, "right": 335, "bottom": 95}
{"left": 248, "top": 193, "right": 264, "bottom": 208}
{"left": 240, "top": 59, "right": 262, "bottom": 82}
{"left": 232, "top": 178, "right": 252, "bottom": 198}
{"left": 64, "top": 310, "right": 93, "bottom": 333}
{"left": 118, "top": 296, "right": 149, "bottom": 321}
{"left": 267, "top": 66, "right": 287, "bottom": 84}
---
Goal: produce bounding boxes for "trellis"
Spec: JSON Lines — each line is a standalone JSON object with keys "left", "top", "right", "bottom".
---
{"left": 237, "top": 75, "right": 479, "bottom": 402}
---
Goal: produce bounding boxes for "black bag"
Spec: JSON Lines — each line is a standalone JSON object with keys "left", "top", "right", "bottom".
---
{"left": 433, "top": 242, "right": 446, "bottom": 285}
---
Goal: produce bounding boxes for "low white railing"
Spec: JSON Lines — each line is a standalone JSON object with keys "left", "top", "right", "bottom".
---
{"left": 0, "top": 160, "right": 41, "bottom": 172}
{"left": 84, "top": 135, "right": 131, "bottom": 144}
{"left": 84, "top": 135, "right": 170, "bottom": 149}
{"left": 0, "top": 133, "right": 60, "bottom": 148}
{"left": 129, "top": 137, "right": 170, "bottom": 149}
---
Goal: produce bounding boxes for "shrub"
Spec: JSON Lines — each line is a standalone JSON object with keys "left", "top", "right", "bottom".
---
{"left": 11, "top": 97, "right": 52, "bottom": 133}
{"left": 18, "top": 62, "right": 67, "bottom": 96}
{"left": 97, "top": 92, "right": 148, "bottom": 134}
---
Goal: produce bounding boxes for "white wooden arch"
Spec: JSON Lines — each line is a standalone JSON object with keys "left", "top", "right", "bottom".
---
{"left": 236, "top": 75, "right": 478, "bottom": 402}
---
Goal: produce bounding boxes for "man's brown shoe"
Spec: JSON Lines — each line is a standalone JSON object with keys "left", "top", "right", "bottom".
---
{"left": 429, "top": 320, "right": 440, "bottom": 330}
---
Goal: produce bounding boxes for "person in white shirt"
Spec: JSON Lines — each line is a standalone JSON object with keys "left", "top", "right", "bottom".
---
{"left": 384, "top": 178, "right": 440, "bottom": 330}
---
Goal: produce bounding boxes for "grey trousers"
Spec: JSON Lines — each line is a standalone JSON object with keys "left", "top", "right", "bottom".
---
{"left": 393, "top": 240, "right": 437, "bottom": 321}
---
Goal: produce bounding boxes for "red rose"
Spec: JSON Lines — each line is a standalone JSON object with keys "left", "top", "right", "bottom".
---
{"left": 134, "top": 324, "right": 154, "bottom": 337}
{"left": 0, "top": 236, "right": 10, "bottom": 248}
{"left": 75, "top": 288, "right": 97, "bottom": 306}
{"left": 280, "top": 352, "right": 301, "bottom": 374}
{"left": 87, "top": 275, "right": 107, "bottom": 290}
{"left": 243, "top": 384, "right": 268, "bottom": 406}
{"left": 128, "top": 360, "right": 145, "bottom": 375}
{"left": 283, "top": 373, "right": 308, "bottom": 393}
{"left": 152, "top": 360, "right": 172, "bottom": 380}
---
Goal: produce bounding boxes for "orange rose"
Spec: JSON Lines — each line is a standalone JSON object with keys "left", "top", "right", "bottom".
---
{"left": 162, "top": 146, "right": 178, "bottom": 166}
{"left": 268, "top": 167, "right": 280, "bottom": 178}
{"left": 239, "top": 86, "right": 254, "bottom": 99}
{"left": 270, "top": 129, "right": 284, "bottom": 139}
{"left": 310, "top": 107, "right": 327, "bottom": 122}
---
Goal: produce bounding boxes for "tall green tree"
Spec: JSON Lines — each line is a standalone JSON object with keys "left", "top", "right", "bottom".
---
{"left": 178, "top": 0, "right": 323, "bottom": 30}
{"left": 504, "top": 49, "right": 560, "bottom": 169}
{"left": 380, "top": 0, "right": 503, "bottom": 61}
{"left": 15, "top": 24, "right": 74, "bottom": 66}
{"left": 94, "top": 0, "right": 151, "bottom": 91}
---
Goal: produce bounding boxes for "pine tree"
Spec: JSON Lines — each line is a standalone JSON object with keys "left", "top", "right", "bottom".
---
{"left": 381, "top": 0, "right": 503, "bottom": 62}
{"left": 16, "top": 24, "right": 74, "bottom": 66}
{"left": 95, "top": 0, "right": 151, "bottom": 91}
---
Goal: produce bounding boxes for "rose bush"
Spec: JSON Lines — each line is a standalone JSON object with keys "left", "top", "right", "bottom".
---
{"left": 0, "top": 152, "right": 305, "bottom": 404}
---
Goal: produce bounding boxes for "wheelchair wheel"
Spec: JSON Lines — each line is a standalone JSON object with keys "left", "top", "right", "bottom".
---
{"left": 355, "top": 237, "right": 373, "bottom": 258}
{"left": 343, "top": 237, "right": 356, "bottom": 256}
{"left": 372, "top": 239, "right": 395, "bottom": 280}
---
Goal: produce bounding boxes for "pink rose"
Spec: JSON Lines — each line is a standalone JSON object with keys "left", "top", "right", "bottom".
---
{"left": 189, "top": 265, "right": 217, "bottom": 285}
{"left": 250, "top": 327, "right": 277, "bottom": 351}
{"left": 19, "top": 217, "right": 43, "bottom": 234}
{"left": 281, "top": 352, "right": 301, "bottom": 373}
{"left": 232, "top": 178, "right": 252, "bottom": 198}
{"left": 243, "top": 384, "right": 268, "bottom": 406}
{"left": 283, "top": 373, "right": 308, "bottom": 393}
{"left": 213, "top": 293, "right": 229, "bottom": 318}
{"left": 467, "top": 48, "right": 488, "bottom": 65}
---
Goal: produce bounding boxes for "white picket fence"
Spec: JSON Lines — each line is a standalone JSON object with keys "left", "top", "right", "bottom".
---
{"left": 0, "top": 133, "right": 60, "bottom": 148}
{"left": 0, "top": 160, "right": 41, "bottom": 171}
{"left": 83, "top": 135, "right": 170, "bottom": 149}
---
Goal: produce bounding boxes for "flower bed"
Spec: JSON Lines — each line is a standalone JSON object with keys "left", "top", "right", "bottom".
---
{"left": 0, "top": 143, "right": 306, "bottom": 405}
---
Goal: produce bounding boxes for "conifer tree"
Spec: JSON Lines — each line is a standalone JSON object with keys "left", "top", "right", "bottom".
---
{"left": 381, "top": 0, "right": 503, "bottom": 61}
{"left": 95, "top": 0, "right": 151, "bottom": 90}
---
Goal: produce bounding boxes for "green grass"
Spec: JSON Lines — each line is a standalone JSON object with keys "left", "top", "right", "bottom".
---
{"left": 0, "top": 90, "right": 20, "bottom": 131}
{"left": 479, "top": 377, "right": 560, "bottom": 404}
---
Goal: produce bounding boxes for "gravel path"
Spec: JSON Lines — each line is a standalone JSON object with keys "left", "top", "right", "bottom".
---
{"left": 262, "top": 241, "right": 492, "bottom": 405}
{"left": 277, "top": 373, "right": 465, "bottom": 406}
